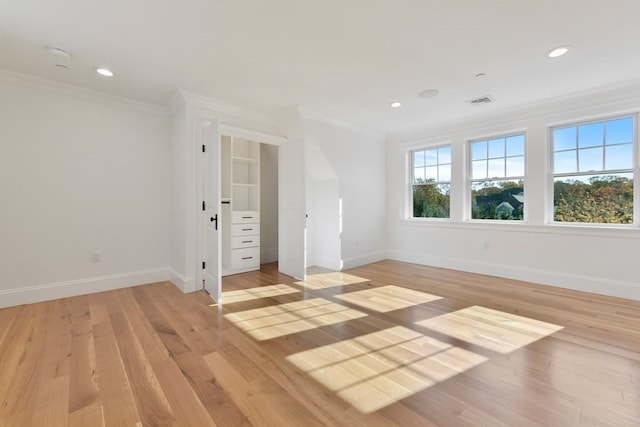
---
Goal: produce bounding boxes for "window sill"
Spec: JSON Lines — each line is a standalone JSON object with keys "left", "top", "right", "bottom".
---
{"left": 400, "top": 218, "right": 640, "bottom": 239}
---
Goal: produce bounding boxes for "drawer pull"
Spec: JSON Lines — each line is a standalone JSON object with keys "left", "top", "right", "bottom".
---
{"left": 242, "top": 256, "right": 253, "bottom": 260}
{"left": 242, "top": 240, "right": 252, "bottom": 243}
{"left": 242, "top": 216, "right": 253, "bottom": 219}
{"left": 242, "top": 228, "right": 253, "bottom": 231}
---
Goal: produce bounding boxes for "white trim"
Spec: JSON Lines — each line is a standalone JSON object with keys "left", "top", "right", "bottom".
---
{"left": 0, "top": 67, "right": 167, "bottom": 116}
{"left": 299, "top": 106, "right": 385, "bottom": 141}
{"left": 399, "top": 218, "right": 640, "bottom": 239}
{"left": 165, "top": 89, "right": 187, "bottom": 116}
{"left": 168, "top": 268, "right": 193, "bottom": 293}
{"left": 0, "top": 268, "right": 170, "bottom": 309}
{"left": 342, "top": 251, "right": 389, "bottom": 270}
{"left": 220, "top": 124, "right": 287, "bottom": 146}
{"left": 312, "top": 256, "right": 342, "bottom": 272}
{"left": 388, "top": 250, "right": 640, "bottom": 301}
{"left": 173, "top": 90, "right": 280, "bottom": 127}
{"left": 390, "top": 78, "right": 640, "bottom": 144}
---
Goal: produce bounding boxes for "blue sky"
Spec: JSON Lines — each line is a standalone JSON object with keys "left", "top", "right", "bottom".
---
{"left": 554, "top": 117, "right": 634, "bottom": 174}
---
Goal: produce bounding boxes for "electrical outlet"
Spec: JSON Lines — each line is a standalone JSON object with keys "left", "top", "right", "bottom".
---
{"left": 91, "top": 252, "right": 102, "bottom": 263}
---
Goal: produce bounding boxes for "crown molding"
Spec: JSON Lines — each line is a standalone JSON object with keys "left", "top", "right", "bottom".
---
{"left": 390, "top": 78, "right": 640, "bottom": 144}
{"left": 0, "top": 67, "right": 167, "bottom": 116}
{"left": 165, "top": 89, "right": 187, "bottom": 116}
{"left": 166, "top": 89, "right": 280, "bottom": 128}
{"left": 299, "top": 106, "right": 386, "bottom": 141}
{"left": 220, "top": 124, "right": 287, "bottom": 146}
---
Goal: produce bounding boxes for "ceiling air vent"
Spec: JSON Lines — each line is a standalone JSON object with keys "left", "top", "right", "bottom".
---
{"left": 467, "top": 95, "right": 495, "bottom": 106}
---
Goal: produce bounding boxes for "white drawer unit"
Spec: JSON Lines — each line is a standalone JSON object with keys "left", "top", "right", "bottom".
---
{"left": 232, "top": 211, "right": 260, "bottom": 224}
{"left": 231, "top": 235, "right": 260, "bottom": 249}
{"left": 231, "top": 247, "right": 260, "bottom": 270}
{"left": 229, "top": 209, "right": 260, "bottom": 273}
{"left": 231, "top": 223, "right": 260, "bottom": 236}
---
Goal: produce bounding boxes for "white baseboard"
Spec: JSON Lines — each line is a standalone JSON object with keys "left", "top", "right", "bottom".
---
{"left": 388, "top": 250, "right": 640, "bottom": 301}
{"left": 342, "top": 250, "right": 389, "bottom": 271}
{"left": 312, "top": 256, "right": 342, "bottom": 272}
{"left": 168, "top": 268, "right": 196, "bottom": 293}
{"left": 0, "top": 268, "right": 170, "bottom": 308}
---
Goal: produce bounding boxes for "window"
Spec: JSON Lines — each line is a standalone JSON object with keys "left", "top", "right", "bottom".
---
{"left": 470, "top": 133, "right": 525, "bottom": 220}
{"left": 552, "top": 116, "right": 635, "bottom": 224}
{"left": 411, "top": 145, "right": 451, "bottom": 218}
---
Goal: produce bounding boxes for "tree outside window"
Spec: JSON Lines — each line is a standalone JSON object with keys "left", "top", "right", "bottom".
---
{"left": 412, "top": 145, "right": 451, "bottom": 218}
{"left": 552, "top": 116, "right": 635, "bottom": 224}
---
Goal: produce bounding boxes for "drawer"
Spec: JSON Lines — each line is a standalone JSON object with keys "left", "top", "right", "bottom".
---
{"left": 232, "top": 235, "right": 260, "bottom": 249}
{"left": 231, "top": 247, "right": 260, "bottom": 270}
{"left": 232, "top": 211, "right": 260, "bottom": 224}
{"left": 231, "top": 223, "right": 260, "bottom": 236}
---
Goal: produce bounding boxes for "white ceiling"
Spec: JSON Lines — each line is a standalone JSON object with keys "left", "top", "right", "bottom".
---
{"left": 2, "top": 1, "right": 640, "bottom": 134}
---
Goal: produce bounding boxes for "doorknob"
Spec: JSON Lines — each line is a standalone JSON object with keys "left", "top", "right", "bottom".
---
{"left": 210, "top": 214, "right": 218, "bottom": 230}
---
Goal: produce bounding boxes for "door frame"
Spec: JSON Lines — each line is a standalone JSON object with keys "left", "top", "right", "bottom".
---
{"left": 195, "top": 123, "right": 288, "bottom": 297}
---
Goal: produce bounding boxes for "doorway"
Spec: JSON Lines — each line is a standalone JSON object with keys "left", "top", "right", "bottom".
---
{"left": 198, "top": 124, "right": 294, "bottom": 303}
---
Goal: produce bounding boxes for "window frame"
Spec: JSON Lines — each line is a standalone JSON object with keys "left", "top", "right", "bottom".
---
{"left": 468, "top": 132, "right": 527, "bottom": 222}
{"left": 549, "top": 114, "right": 638, "bottom": 227}
{"left": 409, "top": 143, "right": 452, "bottom": 220}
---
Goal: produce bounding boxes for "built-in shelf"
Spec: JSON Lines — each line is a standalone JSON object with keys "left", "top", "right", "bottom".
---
{"left": 221, "top": 135, "right": 260, "bottom": 276}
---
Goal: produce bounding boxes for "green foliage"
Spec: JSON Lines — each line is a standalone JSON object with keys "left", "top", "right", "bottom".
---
{"left": 471, "top": 180, "right": 524, "bottom": 220}
{"left": 413, "top": 183, "right": 450, "bottom": 218}
{"left": 554, "top": 176, "right": 633, "bottom": 224}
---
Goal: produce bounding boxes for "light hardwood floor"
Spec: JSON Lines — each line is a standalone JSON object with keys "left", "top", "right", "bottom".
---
{"left": 1, "top": 260, "right": 639, "bottom": 426}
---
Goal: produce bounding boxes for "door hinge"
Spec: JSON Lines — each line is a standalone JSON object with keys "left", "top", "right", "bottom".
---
{"left": 202, "top": 144, "right": 206, "bottom": 153}
{"left": 202, "top": 261, "right": 206, "bottom": 269}
{"left": 202, "top": 200, "right": 206, "bottom": 211}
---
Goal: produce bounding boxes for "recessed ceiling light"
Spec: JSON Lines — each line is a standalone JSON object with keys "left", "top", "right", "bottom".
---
{"left": 418, "top": 89, "right": 439, "bottom": 98}
{"left": 390, "top": 101, "right": 402, "bottom": 108}
{"left": 547, "top": 46, "right": 571, "bottom": 58}
{"left": 95, "top": 67, "right": 114, "bottom": 77}
{"left": 46, "top": 45, "right": 72, "bottom": 60}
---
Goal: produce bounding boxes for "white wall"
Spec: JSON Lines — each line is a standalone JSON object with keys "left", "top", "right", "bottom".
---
{"left": 304, "top": 118, "right": 387, "bottom": 269}
{"left": 387, "top": 82, "right": 640, "bottom": 300}
{"left": 260, "top": 143, "right": 278, "bottom": 263}
{"left": 0, "top": 72, "right": 171, "bottom": 307}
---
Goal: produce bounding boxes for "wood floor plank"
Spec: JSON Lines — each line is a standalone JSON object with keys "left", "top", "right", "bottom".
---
{"left": 173, "top": 351, "right": 252, "bottom": 427}
{"left": 91, "top": 319, "right": 142, "bottom": 426}
{"left": 145, "top": 284, "right": 217, "bottom": 355}
{"left": 147, "top": 356, "right": 217, "bottom": 426}
{"left": 204, "top": 351, "right": 323, "bottom": 427}
{"left": 32, "top": 375, "right": 72, "bottom": 427}
{"left": 110, "top": 288, "right": 171, "bottom": 362}
{"left": 0, "top": 302, "right": 50, "bottom": 417}
{"left": 67, "top": 295, "right": 100, "bottom": 414}
{"left": 108, "top": 310, "right": 176, "bottom": 425}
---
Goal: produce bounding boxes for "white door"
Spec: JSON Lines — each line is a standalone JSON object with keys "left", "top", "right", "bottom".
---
{"left": 203, "top": 122, "right": 222, "bottom": 302}
{"left": 278, "top": 136, "right": 306, "bottom": 279}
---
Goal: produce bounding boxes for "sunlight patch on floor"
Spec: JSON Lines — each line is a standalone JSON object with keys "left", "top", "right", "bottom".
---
{"left": 286, "top": 326, "right": 487, "bottom": 413}
{"left": 224, "top": 298, "right": 367, "bottom": 340}
{"left": 416, "top": 305, "right": 564, "bottom": 354}
{"left": 295, "top": 272, "right": 369, "bottom": 290}
{"left": 221, "top": 284, "right": 300, "bottom": 304}
{"left": 335, "top": 285, "right": 443, "bottom": 313}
